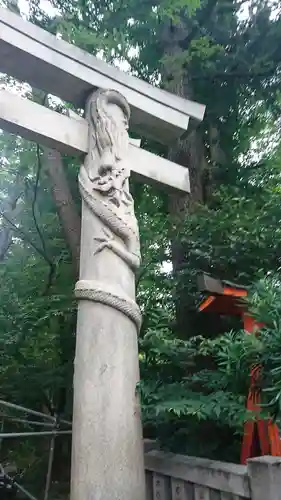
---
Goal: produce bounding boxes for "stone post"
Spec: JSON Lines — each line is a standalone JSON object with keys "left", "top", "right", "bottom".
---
{"left": 247, "top": 456, "right": 281, "bottom": 500}
{"left": 70, "top": 89, "right": 145, "bottom": 500}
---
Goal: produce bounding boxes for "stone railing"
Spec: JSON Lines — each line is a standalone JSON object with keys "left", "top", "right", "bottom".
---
{"left": 144, "top": 449, "right": 281, "bottom": 500}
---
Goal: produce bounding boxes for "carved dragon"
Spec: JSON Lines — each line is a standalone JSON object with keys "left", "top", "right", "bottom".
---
{"left": 75, "top": 89, "right": 142, "bottom": 331}
{"left": 79, "top": 88, "right": 140, "bottom": 271}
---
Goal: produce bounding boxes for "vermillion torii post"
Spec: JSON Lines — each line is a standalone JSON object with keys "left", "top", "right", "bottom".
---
{"left": 0, "top": 7, "right": 205, "bottom": 499}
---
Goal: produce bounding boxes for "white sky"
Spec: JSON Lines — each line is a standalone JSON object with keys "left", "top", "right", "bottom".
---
{"left": 18, "top": 0, "right": 58, "bottom": 17}
{"left": 17, "top": 0, "right": 259, "bottom": 20}
{"left": 18, "top": 0, "right": 133, "bottom": 72}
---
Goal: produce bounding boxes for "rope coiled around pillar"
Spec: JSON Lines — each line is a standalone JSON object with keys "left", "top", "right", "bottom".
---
{"left": 75, "top": 279, "right": 142, "bottom": 332}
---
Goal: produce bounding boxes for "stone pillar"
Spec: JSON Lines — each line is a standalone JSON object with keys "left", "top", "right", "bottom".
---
{"left": 248, "top": 456, "right": 281, "bottom": 500}
{"left": 70, "top": 89, "right": 145, "bottom": 500}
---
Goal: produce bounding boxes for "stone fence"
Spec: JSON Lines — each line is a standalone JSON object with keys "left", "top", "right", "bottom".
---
{"left": 144, "top": 449, "right": 281, "bottom": 500}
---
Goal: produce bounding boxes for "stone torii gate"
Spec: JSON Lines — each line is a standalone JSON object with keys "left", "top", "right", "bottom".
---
{"left": 0, "top": 7, "right": 205, "bottom": 500}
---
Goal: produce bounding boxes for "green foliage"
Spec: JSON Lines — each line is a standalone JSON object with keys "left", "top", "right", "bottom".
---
{"left": 138, "top": 275, "right": 281, "bottom": 458}
{"left": 241, "top": 277, "right": 281, "bottom": 421}
{"left": 138, "top": 320, "right": 247, "bottom": 459}
{"left": 158, "top": 0, "right": 200, "bottom": 22}
{"left": 0, "top": 133, "right": 76, "bottom": 415}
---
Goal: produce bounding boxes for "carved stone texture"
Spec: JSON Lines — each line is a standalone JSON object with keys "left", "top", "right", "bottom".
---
{"left": 71, "top": 89, "right": 145, "bottom": 500}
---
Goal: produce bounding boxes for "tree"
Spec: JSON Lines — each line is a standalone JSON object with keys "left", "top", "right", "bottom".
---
{"left": 37, "top": 0, "right": 281, "bottom": 339}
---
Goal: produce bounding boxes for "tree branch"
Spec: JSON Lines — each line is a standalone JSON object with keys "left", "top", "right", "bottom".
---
{"left": 0, "top": 180, "right": 22, "bottom": 260}
{"left": 33, "top": 88, "right": 81, "bottom": 275}
{"left": 42, "top": 147, "right": 81, "bottom": 275}
{"left": 32, "top": 144, "right": 48, "bottom": 256}
{"left": 179, "top": 0, "right": 219, "bottom": 50}
{"left": 189, "top": 66, "right": 277, "bottom": 81}
{"left": 1, "top": 212, "right": 47, "bottom": 260}
{"left": 1, "top": 212, "right": 56, "bottom": 293}
{"left": 0, "top": 227, "right": 12, "bottom": 260}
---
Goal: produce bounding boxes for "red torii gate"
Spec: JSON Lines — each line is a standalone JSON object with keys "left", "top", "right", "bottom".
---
{"left": 197, "top": 273, "right": 281, "bottom": 464}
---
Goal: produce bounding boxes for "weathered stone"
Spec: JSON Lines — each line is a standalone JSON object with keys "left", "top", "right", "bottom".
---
{"left": 171, "top": 478, "right": 194, "bottom": 500}
{"left": 71, "top": 89, "right": 145, "bottom": 500}
{"left": 145, "top": 451, "right": 250, "bottom": 498}
{"left": 0, "top": 89, "right": 190, "bottom": 193}
{"left": 248, "top": 455, "right": 281, "bottom": 500}
{"left": 0, "top": 6, "right": 205, "bottom": 144}
{"left": 153, "top": 472, "right": 171, "bottom": 500}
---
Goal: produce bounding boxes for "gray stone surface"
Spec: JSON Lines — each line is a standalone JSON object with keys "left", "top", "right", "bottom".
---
{"left": 0, "top": 6, "right": 205, "bottom": 144}
{"left": 171, "top": 478, "right": 193, "bottom": 500}
{"left": 71, "top": 89, "right": 145, "bottom": 500}
{"left": 248, "top": 456, "right": 281, "bottom": 500}
{"left": 194, "top": 485, "right": 210, "bottom": 500}
{"left": 0, "top": 89, "right": 190, "bottom": 193}
{"left": 153, "top": 473, "right": 171, "bottom": 500}
{"left": 145, "top": 451, "right": 250, "bottom": 497}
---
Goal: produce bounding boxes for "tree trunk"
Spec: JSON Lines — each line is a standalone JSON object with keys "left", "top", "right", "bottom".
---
{"left": 30, "top": 87, "right": 81, "bottom": 275}
{"left": 43, "top": 148, "right": 81, "bottom": 274}
{"left": 161, "top": 21, "right": 209, "bottom": 338}
{"left": 0, "top": 177, "right": 22, "bottom": 260}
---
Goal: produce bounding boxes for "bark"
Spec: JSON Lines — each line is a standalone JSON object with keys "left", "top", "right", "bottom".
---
{"left": 42, "top": 148, "right": 81, "bottom": 275}
{"left": 161, "top": 21, "right": 210, "bottom": 338}
{"left": 0, "top": 179, "right": 22, "bottom": 260}
{"left": 162, "top": 19, "right": 231, "bottom": 339}
{"left": 161, "top": 22, "right": 239, "bottom": 455}
{"left": 0, "top": 226, "right": 12, "bottom": 260}
{"left": 30, "top": 88, "right": 81, "bottom": 275}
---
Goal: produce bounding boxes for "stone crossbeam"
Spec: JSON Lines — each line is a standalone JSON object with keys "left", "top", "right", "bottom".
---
{"left": 0, "top": 7, "right": 205, "bottom": 144}
{"left": 0, "top": 90, "right": 190, "bottom": 193}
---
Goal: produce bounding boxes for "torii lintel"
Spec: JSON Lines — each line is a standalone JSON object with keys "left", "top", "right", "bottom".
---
{"left": 0, "top": 6, "right": 205, "bottom": 145}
